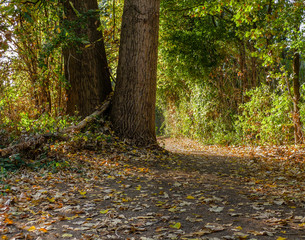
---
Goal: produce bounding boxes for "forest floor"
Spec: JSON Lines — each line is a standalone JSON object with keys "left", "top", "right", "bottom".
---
{"left": 1, "top": 136, "right": 305, "bottom": 240}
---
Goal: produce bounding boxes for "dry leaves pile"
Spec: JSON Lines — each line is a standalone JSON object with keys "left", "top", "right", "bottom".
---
{"left": 1, "top": 136, "right": 305, "bottom": 239}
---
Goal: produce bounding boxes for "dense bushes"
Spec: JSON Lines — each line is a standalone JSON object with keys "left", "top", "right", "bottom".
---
{"left": 158, "top": 83, "right": 303, "bottom": 145}
{"left": 236, "top": 85, "right": 294, "bottom": 145}
{"left": 158, "top": 82, "right": 238, "bottom": 145}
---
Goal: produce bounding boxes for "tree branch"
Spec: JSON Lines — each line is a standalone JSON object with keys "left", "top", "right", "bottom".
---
{"left": 0, "top": 99, "right": 111, "bottom": 157}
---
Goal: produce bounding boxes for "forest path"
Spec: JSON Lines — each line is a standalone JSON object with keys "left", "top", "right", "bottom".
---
{"left": 156, "top": 138, "right": 305, "bottom": 240}
{"left": 2, "top": 138, "right": 305, "bottom": 239}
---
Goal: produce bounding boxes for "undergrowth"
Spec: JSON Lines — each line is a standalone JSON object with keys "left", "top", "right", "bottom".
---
{"left": 158, "top": 84, "right": 300, "bottom": 146}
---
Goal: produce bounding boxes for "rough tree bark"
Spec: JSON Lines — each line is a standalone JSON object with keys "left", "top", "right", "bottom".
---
{"left": 111, "top": 0, "right": 160, "bottom": 145}
{"left": 63, "top": 0, "right": 112, "bottom": 118}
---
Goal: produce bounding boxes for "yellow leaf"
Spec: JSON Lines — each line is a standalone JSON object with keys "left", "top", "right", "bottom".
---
{"left": 85, "top": 44, "right": 91, "bottom": 48}
{"left": 236, "top": 226, "right": 243, "bottom": 230}
{"left": 170, "top": 222, "right": 181, "bottom": 229}
{"left": 28, "top": 226, "right": 36, "bottom": 231}
{"left": 136, "top": 185, "right": 141, "bottom": 190}
{"left": 168, "top": 207, "right": 178, "bottom": 212}
{"left": 57, "top": 28, "right": 61, "bottom": 33}
{"left": 186, "top": 195, "right": 195, "bottom": 199}
{"left": 100, "top": 209, "right": 109, "bottom": 214}
{"left": 1, "top": 236, "right": 8, "bottom": 240}
{"left": 79, "top": 191, "right": 86, "bottom": 196}
{"left": 67, "top": 214, "right": 79, "bottom": 220}
{"left": 276, "top": 237, "right": 286, "bottom": 240}
{"left": 47, "top": 197, "right": 55, "bottom": 203}
{"left": 299, "top": 223, "right": 305, "bottom": 227}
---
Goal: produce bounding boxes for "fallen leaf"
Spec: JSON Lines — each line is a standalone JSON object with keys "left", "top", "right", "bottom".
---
{"left": 28, "top": 226, "right": 36, "bottom": 231}
{"left": 168, "top": 206, "right": 178, "bottom": 212}
{"left": 62, "top": 233, "right": 73, "bottom": 238}
{"left": 236, "top": 226, "right": 243, "bottom": 230}
{"left": 186, "top": 195, "right": 195, "bottom": 199}
{"left": 173, "top": 182, "right": 182, "bottom": 187}
{"left": 39, "top": 228, "right": 48, "bottom": 233}
{"left": 208, "top": 206, "right": 224, "bottom": 213}
{"left": 170, "top": 222, "right": 181, "bottom": 229}
{"left": 183, "top": 228, "right": 212, "bottom": 237}
{"left": 47, "top": 197, "right": 55, "bottom": 203}
{"left": 4, "top": 218, "right": 13, "bottom": 225}
{"left": 66, "top": 214, "right": 79, "bottom": 220}
{"left": 100, "top": 209, "right": 110, "bottom": 214}
{"left": 79, "top": 190, "right": 87, "bottom": 195}
{"left": 205, "top": 223, "right": 226, "bottom": 231}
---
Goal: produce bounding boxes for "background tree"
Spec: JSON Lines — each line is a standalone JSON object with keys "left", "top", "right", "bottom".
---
{"left": 63, "top": 0, "right": 112, "bottom": 117}
{"left": 0, "top": 0, "right": 67, "bottom": 134}
{"left": 289, "top": 0, "right": 305, "bottom": 144}
{"left": 111, "top": 0, "right": 161, "bottom": 145}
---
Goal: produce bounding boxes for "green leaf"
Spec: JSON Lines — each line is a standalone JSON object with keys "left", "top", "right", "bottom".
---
{"left": 100, "top": 209, "right": 110, "bottom": 214}
{"left": 62, "top": 233, "right": 73, "bottom": 238}
{"left": 170, "top": 222, "right": 181, "bottom": 229}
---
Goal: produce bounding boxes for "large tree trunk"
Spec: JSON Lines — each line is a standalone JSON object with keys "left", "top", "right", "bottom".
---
{"left": 111, "top": 0, "right": 160, "bottom": 145}
{"left": 63, "top": 0, "right": 112, "bottom": 118}
{"left": 292, "top": 52, "right": 304, "bottom": 144}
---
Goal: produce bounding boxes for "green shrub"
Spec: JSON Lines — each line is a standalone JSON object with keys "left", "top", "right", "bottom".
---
{"left": 159, "top": 83, "right": 237, "bottom": 145}
{"left": 235, "top": 84, "right": 293, "bottom": 145}
{"left": 17, "top": 112, "right": 79, "bottom": 135}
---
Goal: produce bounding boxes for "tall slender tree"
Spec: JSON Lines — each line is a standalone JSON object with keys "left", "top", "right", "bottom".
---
{"left": 111, "top": 0, "right": 160, "bottom": 145}
{"left": 292, "top": 52, "right": 303, "bottom": 143}
{"left": 63, "top": 0, "right": 112, "bottom": 117}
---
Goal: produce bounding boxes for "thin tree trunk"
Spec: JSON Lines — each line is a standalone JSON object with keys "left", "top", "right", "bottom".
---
{"left": 292, "top": 52, "right": 303, "bottom": 144}
{"left": 249, "top": 41, "right": 258, "bottom": 87}
{"left": 63, "top": 0, "right": 112, "bottom": 118}
{"left": 239, "top": 40, "right": 247, "bottom": 90}
{"left": 111, "top": 0, "right": 160, "bottom": 145}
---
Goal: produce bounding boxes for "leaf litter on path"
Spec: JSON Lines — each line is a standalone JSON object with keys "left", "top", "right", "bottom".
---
{"left": 1, "top": 136, "right": 305, "bottom": 239}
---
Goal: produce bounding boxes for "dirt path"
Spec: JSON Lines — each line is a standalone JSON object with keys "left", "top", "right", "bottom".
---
{"left": 1, "top": 138, "right": 305, "bottom": 239}
{"left": 157, "top": 138, "right": 305, "bottom": 240}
